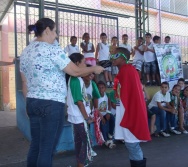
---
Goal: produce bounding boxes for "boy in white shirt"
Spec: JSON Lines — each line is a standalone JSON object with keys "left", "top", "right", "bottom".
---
{"left": 64, "top": 36, "right": 80, "bottom": 56}
{"left": 148, "top": 82, "right": 176, "bottom": 137}
{"left": 119, "top": 34, "right": 133, "bottom": 54}
{"left": 95, "top": 33, "right": 113, "bottom": 88}
{"left": 143, "top": 33, "right": 157, "bottom": 86}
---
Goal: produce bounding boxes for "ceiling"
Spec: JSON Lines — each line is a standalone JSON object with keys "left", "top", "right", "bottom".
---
{"left": 0, "top": 0, "right": 14, "bottom": 24}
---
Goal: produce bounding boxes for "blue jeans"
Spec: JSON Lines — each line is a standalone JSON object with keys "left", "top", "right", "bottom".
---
{"left": 125, "top": 142, "right": 143, "bottom": 160}
{"left": 150, "top": 106, "right": 166, "bottom": 132}
{"left": 26, "top": 98, "right": 65, "bottom": 167}
{"left": 100, "top": 114, "right": 115, "bottom": 141}
{"left": 166, "top": 112, "right": 177, "bottom": 130}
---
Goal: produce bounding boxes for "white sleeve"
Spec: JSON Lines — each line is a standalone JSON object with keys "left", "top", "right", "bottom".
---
{"left": 155, "top": 92, "right": 161, "bottom": 102}
{"left": 166, "top": 93, "right": 171, "bottom": 103}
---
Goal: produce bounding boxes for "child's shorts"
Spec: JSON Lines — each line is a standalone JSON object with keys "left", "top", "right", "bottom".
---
{"left": 147, "top": 109, "right": 155, "bottom": 119}
{"left": 144, "top": 60, "right": 157, "bottom": 74}
{"left": 111, "top": 66, "right": 119, "bottom": 74}
{"left": 132, "top": 60, "right": 144, "bottom": 71}
{"left": 105, "top": 66, "right": 111, "bottom": 72}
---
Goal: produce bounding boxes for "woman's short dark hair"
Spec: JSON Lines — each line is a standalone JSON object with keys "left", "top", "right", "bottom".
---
{"left": 28, "top": 18, "right": 55, "bottom": 37}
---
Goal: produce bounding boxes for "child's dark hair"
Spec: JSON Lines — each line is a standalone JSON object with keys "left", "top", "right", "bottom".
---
{"left": 116, "top": 47, "right": 130, "bottom": 61}
{"left": 66, "top": 53, "right": 84, "bottom": 84}
{"left": 28, "top": 18, "right": 55, "bottom": 37}
{"left": 69, "top": 53, "right": 84, "bottom": 64}
{"left": 82, "top": 33, "right": 89, "bottom": 40}
{"left": 97, "top": 80, "right": 106, "bottom": 87}
{"left": 172, "top": 84, "right": 181, "bottom": 90}
{"left": 122, "top": 34, "right": 128, "bottom": 38}
{"left": 165, "top": 36, "right": 171, "bottom": 40}
{"left": 138, "top": 37, "right": 143, "bottom": 40}
{"left": 161, "top": 81, "right": 169, "bottom": 87}
{"left": 178, "top": 78, "right": 185, "bottom": 83}
{"left": 70, "top": 36, "right": 77, "bottom": 42}
{"left": 145, "top": 32, "right": 152, "bottom": 37}
{"left": 153, "top": 35, "right": 161, "bottom": 42}
{"left": 100, "top": 33, "right": 107, "bottom": 37}
{"left": 183, "top": 86, "right": 188, "bottom": 94}
{"left": 111, "top": 36, "right": 118, "bottom": 41}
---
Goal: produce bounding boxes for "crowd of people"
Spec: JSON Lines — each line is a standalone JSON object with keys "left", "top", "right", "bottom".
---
{"left": 18, "top": 17, "right": 188, "bottom": 167}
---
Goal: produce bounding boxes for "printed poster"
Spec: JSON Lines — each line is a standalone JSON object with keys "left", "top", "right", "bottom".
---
{"left": 154, "top": 44, "right": 183, "bottom": 89}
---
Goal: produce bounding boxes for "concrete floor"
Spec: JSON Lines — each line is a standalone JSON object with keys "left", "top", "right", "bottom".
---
{"left": 0, "top": 110, "right": 188, "bottom": 167}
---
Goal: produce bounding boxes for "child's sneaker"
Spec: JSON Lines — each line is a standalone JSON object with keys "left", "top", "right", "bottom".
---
{"left": 170, "top": 129, "right": 181, "bottom": 135}
{"left": 108, "top": 133, "right": 113, "bottom": 139}
{"left": 91, "top": 150, "right": 97, "bottom": 156}
{"left": 107, "top": 81, "right": 110, "bottom": 88}
{"left": 160, "top": 131, "right": 170, "bottom": 137}
{"left": 146, "top": 81, "right": 151, "bottom": 86}
{"left": 105, "top": 140, "right": 116, "bottom": 149}
{"left": 110, "top": 81, "right": 114, "bottom": 88}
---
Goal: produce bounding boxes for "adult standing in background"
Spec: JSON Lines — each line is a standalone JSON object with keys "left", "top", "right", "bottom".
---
{"left": 20, "top": 18, "right": 103, "bottom": 167}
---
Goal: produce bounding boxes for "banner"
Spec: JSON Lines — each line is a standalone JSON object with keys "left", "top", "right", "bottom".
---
{"left": 154, "top": 44, "right": 183, "bottom": 89}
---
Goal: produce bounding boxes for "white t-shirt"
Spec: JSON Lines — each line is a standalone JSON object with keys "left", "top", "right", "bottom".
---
{"left": 148, "top": 91, "right": 171, "bottom": 109}
{"left": 119, "top": 43, "right": 132, "bottom": 52}
{"left": 64, "top": 44, "right": 80, "bottom": 56}
{"left": 81, "top": 42, "right": 95, "bottom": 58}
{"left": 98, "top": 93, "right": 109, "bottom": 116}
{"left": 20, "top": 41, "right": 70, "bottom": 103}
{"left": 133, "top": 45, "right": 144, "bottom": 62}
{"left": 143, "top": 43, "right": 156, "bottom": 62}
{"left": 98, "top": 43, "right": 110, "bottom": 61}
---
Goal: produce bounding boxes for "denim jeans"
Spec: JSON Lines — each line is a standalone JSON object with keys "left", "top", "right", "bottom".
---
{"left": 26, "top": 98, "right": 65, "bottom": 167}
{"left": 166, "top": 112, "right": 177, "bottom": 130}
{"left": 125, "top": 142, "right": 143, "bottom": 160}
{"left": 100, "top": 114, "right": 115, "bottom": 141}
{"left": 150, "top": 106, "right": 166, "bottom": 132}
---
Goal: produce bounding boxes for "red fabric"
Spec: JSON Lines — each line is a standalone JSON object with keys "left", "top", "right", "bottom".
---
{"left": 115, "top": 64, "right": 151, "bottom": 141}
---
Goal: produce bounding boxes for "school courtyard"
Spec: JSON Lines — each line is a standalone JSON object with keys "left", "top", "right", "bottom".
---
{"left": 0, "top": 110, "right": 188, "bottom": 167}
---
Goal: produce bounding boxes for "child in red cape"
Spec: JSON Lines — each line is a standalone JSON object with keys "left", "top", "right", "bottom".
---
{"left": 111, "top": 47, "right": 151, "bottom": 167}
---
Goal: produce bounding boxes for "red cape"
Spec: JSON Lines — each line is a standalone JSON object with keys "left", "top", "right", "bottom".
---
{"left": 115, "top": 64, "right": 151, "bottom": 141}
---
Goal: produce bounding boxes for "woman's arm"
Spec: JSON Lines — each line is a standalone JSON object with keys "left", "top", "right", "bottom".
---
{"left": 20, "top": 72, "right": 28, "bottom": 99}
{"left": 63, "top": 61, "right": 104, "bottom": 77}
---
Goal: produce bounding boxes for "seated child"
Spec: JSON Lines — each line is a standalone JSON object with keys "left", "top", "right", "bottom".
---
{"left": 64, "top": 36, "right": 80, "bottom": 56}
{"left": 142, "top": 83, "right": 156, "bottom": 135}
{"left": 67, "top": 53, "right": 93, "bottom": 167}
{"left": 177, "top": 78, "right": 188, "bottom": 134}
{"left": 97, "top": 80, "right": 116, "bottom": 148}
{"left": 167, "top": 84, "right": 182, "bottom": 134}
{"left": 148, "top": 82, "right": 175, "bottom": 137}
{"left": 182, "top": 86, "right": 188, "bottom": 126}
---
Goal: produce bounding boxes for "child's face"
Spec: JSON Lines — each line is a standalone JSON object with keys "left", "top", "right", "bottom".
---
{"left": 155, "top": 39, "right": 161, "bottom": 44}
{"left": 145, "top": 35, "right": 151, "bottom": 43}
{"left": 160, "top": 84, "right": 169, "bottom": 94}
{"left": 178, "top": 81, "right": 185, "bottom": 90}
{"left": 165, "top": 38, "right": 170, "bottom": 43}
{"left": 183, "top": 87, "right": 188, "bottom": 97}
{"left": 172, "top": 86, "right": 181, "bottom": 96}
{"left": 98, "top": 84, "right": 106, "bottom": 96}
{"left": 83, "top": 73, "right": 93, "bottom": 82}
{"left": 101, "top": 35, "right": 107, "bottom": 43}
{"left": 84, "top": 34, "right": 90, "bottom": 42}
{"left": 111, "top": 38, "right": 118, "bottom": 45}
{"left": 122, "top": 36, "right": 128, "bottom": 44}
{"left": 77, "top": 58, "right": 86, "bottom": 68}
{"left": 71, "top": 38, "right": 77, "bottom": 45}
{"left": 137, "top": 38, "right": 143, "bottom": 45}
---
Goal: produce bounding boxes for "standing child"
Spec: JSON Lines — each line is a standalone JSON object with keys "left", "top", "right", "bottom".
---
{"left": 67, "top": 53, "right": 94, "bottom": 167}
{"left": 64, "top": 36, "right": 80, "bottom": 56}
{"left": 111, "top": 47, "right": 151, "bottom": 167}
{"left": 80, "top": 33, "right": 96, "bottom": 66}
{"left": 110, "top": 36, "right": 119, "bottom": 78}
{"left": 143, "top": 33, "right": 157, "bottom": 86}
{"left": 132, "top": 37, "right": 144, "bottom": 80}
{"left": 97, "top": 81, "right": 116, "bottom": 149}
{"left": 119, "top": 34, "right": 133, "bottom": 54}
{"left": 95, "top": 33, "right": 113, "bottom": 88}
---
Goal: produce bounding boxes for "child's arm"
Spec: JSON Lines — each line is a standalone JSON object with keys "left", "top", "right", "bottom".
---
{"left": 143, "top": 86, "right": 150, "bottom": 100}
{"left": 80, "top": 42, "right": 87, "bottom": 53}
{"left": 77, "top": 101, "right": 93, "bottom": 123}
{"left": 143, "top": 44, "right": 155, "bottom": 53}
{"left": 157, "top": 102, "right": 176, "bottom": 113}
{"left": 95, "top": 43, "right": 99, "bottom": 61}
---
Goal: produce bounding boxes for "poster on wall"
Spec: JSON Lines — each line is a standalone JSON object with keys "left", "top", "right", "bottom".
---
{"left": 154, "top": 44, "right": 183, "bottom": 89}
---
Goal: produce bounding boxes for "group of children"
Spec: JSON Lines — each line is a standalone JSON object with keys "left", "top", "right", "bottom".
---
{"left": 64, "top": 32, "right": 172, "bottom": 88}
{"left": 146, "top": 78, "right": 188, "bottom": 137}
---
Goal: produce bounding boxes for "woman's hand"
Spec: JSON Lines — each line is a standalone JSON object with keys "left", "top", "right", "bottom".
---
{"left": 94, "top": 66, "right": 104, "bottom": 74}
